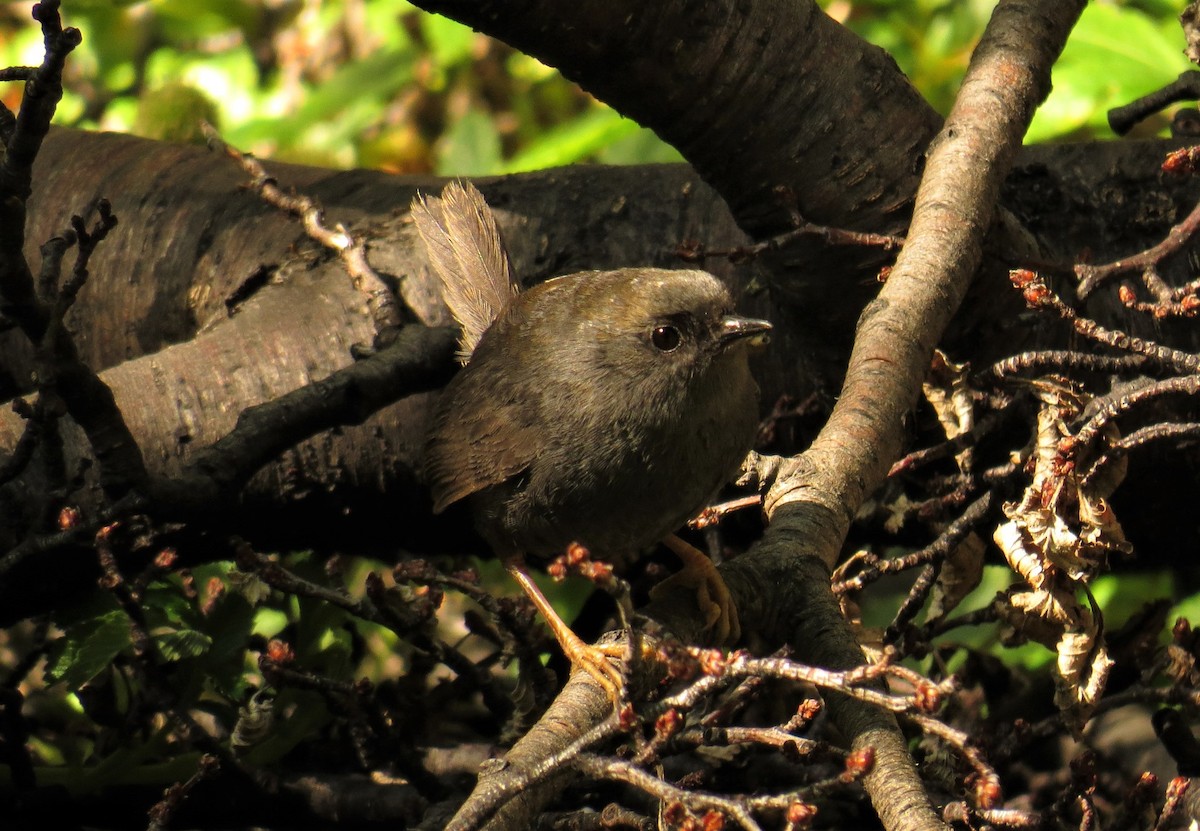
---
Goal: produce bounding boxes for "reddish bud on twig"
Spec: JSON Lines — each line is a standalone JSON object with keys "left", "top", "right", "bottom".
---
{"left": 796, "top": 699, "right": 822, "bottom": 722}
{"left": 566, "top": 541, "right": 590, "bottom": 566}
{"left": 975, "top": 774, "right": 1003, "bottom": 809}
{"left": 266, "top": 639, "right": 294, "bottom": 664}
{"left": 785, "top": 801, "right": 817, "bottom": 829}
{"left": 1163, "top": 146, "right": 1200, "bottom": 175}
{"left": 586, "top": 561, "right": 614, "bottom": 582}
{"left": 202, "top": 577, "right": 225, "bottom": 616}
{"left": 1173, "top": 617, "right": 1193, "bottom": 643}
{"left": 663, "top": 802, "right": 687, "bottom": 826}
{"left": 392, "top": 560, "right": 438, "bottom": 582}
{"left": 914, "top": 681, "right": 942, "bottom": 713}
{"left": 696, "top": 649, "right": 727, "bottom": 676}
{"left": 844, "top": 746, "right": 875, "bottom": 779}
{"left": 58, "top": 506, "right": 81, "bottom": 529}
{"left": 451, "top": 568, "right": 480, "bottom": 584}
{"left": 655, "top": 708, "right": 683, "bottom": 740}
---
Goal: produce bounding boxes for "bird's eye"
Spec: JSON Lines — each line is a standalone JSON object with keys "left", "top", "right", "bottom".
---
{"left": 651, "top": 325, "right": 682, "bottom": 352}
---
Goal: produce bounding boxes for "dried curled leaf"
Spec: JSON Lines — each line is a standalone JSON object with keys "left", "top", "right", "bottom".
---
{"left": 1054, "top": 627, "right": 1114, "bottom": 732}
{"left": 991, "top": 380, "right": 1130, "bottom": 727}
{"left": 999, "top": 381, "right": 1131, "bottom": 586}
{"left": 927, "top": 531, "right": 985, "bottom": 620}
{"left": 923, "top": 349, "right": 973, "bottom": 438}
{"left": 994, "top": 519, "right": 1050, "bottom": 590}
{"left": 922, "top": 349, "right": 974, "bottom": 474}
{"left": 1165, "top": 642, "right": 1200, "bottom": 687}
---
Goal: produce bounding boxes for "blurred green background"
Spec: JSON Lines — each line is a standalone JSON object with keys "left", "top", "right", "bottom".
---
{"left": 0, "top": 0, "right": 1192, "bottom": 173}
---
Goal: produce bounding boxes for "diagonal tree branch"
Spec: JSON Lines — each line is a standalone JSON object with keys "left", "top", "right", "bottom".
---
{"left": 745, "top": 2, "right": 1087, "bottom": 830}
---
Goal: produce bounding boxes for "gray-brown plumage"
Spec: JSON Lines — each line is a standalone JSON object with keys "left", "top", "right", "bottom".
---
{"left": 418, "top": 181, "right": 769, "bottom": 690}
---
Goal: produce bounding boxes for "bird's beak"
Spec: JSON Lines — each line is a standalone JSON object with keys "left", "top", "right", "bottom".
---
{"left": 719, "top": 315, "right": 772, "bottom": 348}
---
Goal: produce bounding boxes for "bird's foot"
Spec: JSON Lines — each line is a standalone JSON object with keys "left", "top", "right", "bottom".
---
{"left": 649, "top": 534, "right": 741, "bottom": 645}
{"left": 507, "top": 563, "right": 627, "bottom": 700}
{"left": 562, "top": 634, "right": 628, "bottom": 699}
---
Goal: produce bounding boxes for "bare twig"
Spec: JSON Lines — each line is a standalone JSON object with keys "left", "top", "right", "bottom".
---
{"left": 1082, "top": 422, "right": 1200, "bottom": 490}
{"left": 906, "top": 713, "right": 1001, "bottom": 808}
{"left": 146, "top": 754, "right": 220, "bottom": 831}
{"left": 985, "top": 349, "right": 1160, "bottom": 382}
{"left": 1108, "top": 70, "right": 1200, "bottom": 135}
{"left": 1076, "top": 184, "right": 1200, "bottom": 298}
{"left": 1011, "top": 269, "right": 1200, "bottom": 374}
{"left": 573, "top": 753, "right": 763, "bottom": 831}
{"left": 679, "top": 218, "right": 903, "bottom": 267}
{"left": 201, "top": 122, "right": 400, "bottom": 335}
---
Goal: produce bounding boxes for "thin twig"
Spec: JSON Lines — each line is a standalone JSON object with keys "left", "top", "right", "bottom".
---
{"left": 200, "top": 121, "right": 400, "bottom": 335}
{"left": 1011, "top": 269, "right": 1200, "bottom": 374}
{"left": 1076, "top": 186, "right": 1200, "bottom": 298}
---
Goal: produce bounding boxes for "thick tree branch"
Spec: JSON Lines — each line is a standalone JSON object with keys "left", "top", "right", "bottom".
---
{"left": 407, "top": 0, "right": 938, "bottom": 241}
{"left": 151, "top": 323, "right": 458, "bottom": 516}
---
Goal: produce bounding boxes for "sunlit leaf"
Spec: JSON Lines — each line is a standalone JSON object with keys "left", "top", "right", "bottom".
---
{"left": 503, "top": 109, "right": 641, "bottom": 173}
{"left": 420, "top": 14, "right": 477, "bottom": 66}
{"left": 1030, "top": 3, "right": 1191, "bottom": 142}
{"left": 596, "top": 127, "right": 684, "bottom": 165}
{"left": 152, "top": 627, "right": 214, "bottom": 662}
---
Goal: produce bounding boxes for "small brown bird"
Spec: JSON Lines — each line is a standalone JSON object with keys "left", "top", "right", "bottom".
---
{"left": 416, "top": 182, "right": 769, "bottom": 694}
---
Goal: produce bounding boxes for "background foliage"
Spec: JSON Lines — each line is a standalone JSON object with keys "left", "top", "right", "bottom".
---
{"left": 1, "top": 0, "right": 1192, "bottom": 173}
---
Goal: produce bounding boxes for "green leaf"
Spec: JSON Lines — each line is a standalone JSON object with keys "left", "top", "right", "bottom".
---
{"left": 419, "top": 14, "right": 477, "bottom": 66}
{"left": 1030, "top": 3, "right": 1191, "bottom": 142}
{"left": 154, "top": 0, "right": 260, "bottom": 37}
{"left": 45, "top": 611, "right": 131, "bottom": 689}
{"left": 230, "top": 47, "right": 415, "bottom": 150}
{"left": 152, "top": 627, "right": 214, "bottom": 662}
{"left": 596, "top": 127, "right": 685, "bottom": 166}
{"left": 436, "top": 110, "right": 503, "bottom": 176}
{"left": 252, "top": 607, "right": 290, "bottom": 639}
{"left": 200, "top": 605, "right": 257, "bottom": 698}
{"left": 1091, "top": 571, "right": 1175, "bottom": 629}
{"left": 502, "top": 109, "right": 642, "bottom": 173}
{"left": 143, "top": 582, "right": 202, "bottom": 629}
{"left": 229, "top": 567, "right": 274, "bottom": 606}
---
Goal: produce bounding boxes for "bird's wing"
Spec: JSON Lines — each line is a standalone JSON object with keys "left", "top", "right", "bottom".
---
{"left": 411, "top": 181, "right": 518, "bottom": 362}
{"left": 424, "top": 388, "right": 538, "bottom": 514}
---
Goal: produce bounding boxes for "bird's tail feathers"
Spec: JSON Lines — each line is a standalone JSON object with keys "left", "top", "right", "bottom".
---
{"left": 411, "top": 181, "right": 517, "bottom": 361}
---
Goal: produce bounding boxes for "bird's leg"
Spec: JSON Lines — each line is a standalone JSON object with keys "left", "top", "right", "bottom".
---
{"left": 505, "top": 559, "right": 626, "bottom": 699}
{"left": 648, "top": 534, "right": 741, "bottom": 645}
